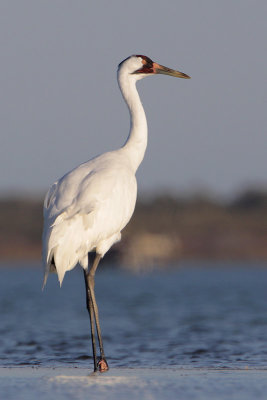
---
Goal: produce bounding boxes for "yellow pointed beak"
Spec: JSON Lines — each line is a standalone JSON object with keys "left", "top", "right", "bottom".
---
{"left": 154, "top": 63, "right": 191, "bottom": 79}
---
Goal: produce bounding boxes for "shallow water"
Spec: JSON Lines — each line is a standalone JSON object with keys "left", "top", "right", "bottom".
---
{"left": 2, "top": 366, "right": 267, "bottom": 400}
{"left": 1, "top": 261, "right": 267, "bottom": 370}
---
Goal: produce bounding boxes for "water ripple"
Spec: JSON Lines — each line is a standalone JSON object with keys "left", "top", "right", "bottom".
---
{"left": 1, "top": 263, "right": 267, "bottom": 369}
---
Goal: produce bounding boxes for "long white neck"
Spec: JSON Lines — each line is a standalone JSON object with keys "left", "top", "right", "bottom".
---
{"left": 118, "top": 71, "right": 148, "bottom": 173}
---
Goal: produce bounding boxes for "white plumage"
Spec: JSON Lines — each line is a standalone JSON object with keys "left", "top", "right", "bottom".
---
{"left": 42, "top": 56, "right": 148, "bottom": 286}
{"left": 42, "top": 54, "right": 190, "bottom": 371}
{"left": 43, "top": 150, "right": 137, "bottom": 286}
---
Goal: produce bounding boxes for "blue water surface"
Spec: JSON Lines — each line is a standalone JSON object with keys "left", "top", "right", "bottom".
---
{"left": 1, "top": 261, "right": 267, "bottom": 369}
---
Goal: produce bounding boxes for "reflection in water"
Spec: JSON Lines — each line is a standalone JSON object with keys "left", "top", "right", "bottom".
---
{"left": 1, "top": 262, "right": 267, "bottom": 368}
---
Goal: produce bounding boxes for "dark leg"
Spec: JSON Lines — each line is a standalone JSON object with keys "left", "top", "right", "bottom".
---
{"left": 83, "top": 269, "right": 98, "bottom": 371}
{"left": 84, "top": 253, "right": 109, "bottom": 372}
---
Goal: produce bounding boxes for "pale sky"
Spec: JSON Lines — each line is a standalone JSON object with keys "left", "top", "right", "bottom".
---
{"left": 1, "top": 0, "right": 266, "bottom": 198}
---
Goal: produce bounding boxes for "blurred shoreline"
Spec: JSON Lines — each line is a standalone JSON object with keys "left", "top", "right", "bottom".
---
{"left": 0, "top": 189, "right": 267, "bottom": 268}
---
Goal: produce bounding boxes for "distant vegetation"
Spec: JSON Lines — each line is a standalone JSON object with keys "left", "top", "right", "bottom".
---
{"left": 0, "top": 190, "right": 267, "bottom": 268}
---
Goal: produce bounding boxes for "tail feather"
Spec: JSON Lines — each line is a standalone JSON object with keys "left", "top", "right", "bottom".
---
{"left": 42, "top": 215, "right": 92, "bottom": 288}
{"left": 42, "top": 256, "right": 56, "bottom": 290}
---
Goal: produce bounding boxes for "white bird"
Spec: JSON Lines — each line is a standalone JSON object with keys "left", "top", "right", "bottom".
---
{"left": 42, "top": 55, "right": 190, "bottom": 372}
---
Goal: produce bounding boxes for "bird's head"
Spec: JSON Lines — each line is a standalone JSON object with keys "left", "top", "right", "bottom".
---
{"left": 118, "top": 55, "right": 191, "bottom": 81}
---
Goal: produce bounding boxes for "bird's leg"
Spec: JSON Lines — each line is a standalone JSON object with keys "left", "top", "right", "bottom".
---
{"left": 83, "top": 269, "right": 98, "bottom": 371}
{"left": 87, "top": 253, "right": 109, "bottom": 372}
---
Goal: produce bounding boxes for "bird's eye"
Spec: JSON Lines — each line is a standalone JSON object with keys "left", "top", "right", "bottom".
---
{"left": 133, "top": 63, "right": 154, "bottom": 75}
{"left": 132, "top": 55, "right": 154, "bottom": 74}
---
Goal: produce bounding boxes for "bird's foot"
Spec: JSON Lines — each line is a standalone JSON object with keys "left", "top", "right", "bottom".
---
{"left": 97, "top": 357, "right": 109, "bottom": 372}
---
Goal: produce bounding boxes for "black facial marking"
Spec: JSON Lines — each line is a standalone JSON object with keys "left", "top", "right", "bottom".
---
{"left": 135, "top": 55, "right": 153, "bottom": 65}
{"left": 118, "top": 56, "right": 131, "bottom": 69}
{"left": 134, "top": 55, "right": 154, "bottom": 74}
{"left": 118, "top": 55, "right": 154, "bottom": 74}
